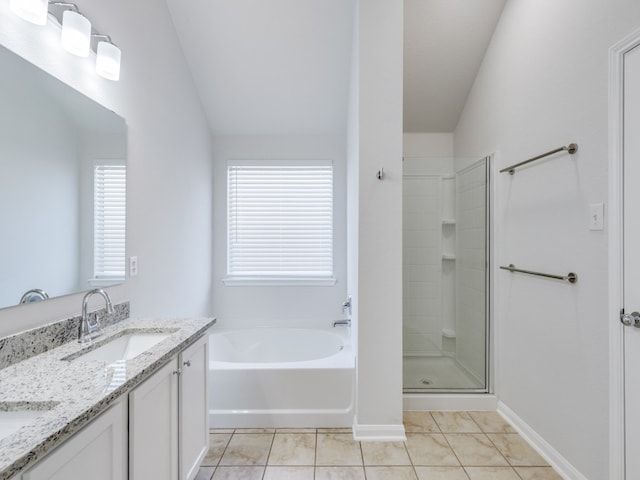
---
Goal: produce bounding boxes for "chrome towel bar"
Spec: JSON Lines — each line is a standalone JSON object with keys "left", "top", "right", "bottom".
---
{"left": 500, "top": 264, "right": 578, "bottom": 284}
{"left": 500, "top": 143, "right": 578, "bottom": 175}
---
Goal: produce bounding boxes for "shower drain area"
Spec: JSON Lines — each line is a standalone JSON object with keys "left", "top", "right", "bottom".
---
{"left": 403, "top": 356, "right": 484, "bottom": 390}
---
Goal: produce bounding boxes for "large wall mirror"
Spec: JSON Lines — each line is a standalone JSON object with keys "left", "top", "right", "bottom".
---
{"left": 0, "top": 44, "right": 127, "bottom": 310}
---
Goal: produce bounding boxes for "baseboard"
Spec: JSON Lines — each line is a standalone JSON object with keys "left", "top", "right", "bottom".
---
{"left": 352, "top": 422, "right": 406, "bottom": 441}
{"left": 498, "top": 401, "right": 587, "bottom": 480}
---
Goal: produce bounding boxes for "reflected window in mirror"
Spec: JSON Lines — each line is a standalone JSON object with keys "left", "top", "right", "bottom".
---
{"left": 93, "top": 162, "right": 126, "bottom": 286}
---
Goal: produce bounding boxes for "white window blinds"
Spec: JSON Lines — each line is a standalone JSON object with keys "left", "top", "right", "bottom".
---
{"left": 94, "top": 164, "right": 126, "bottom": 280}
{"left": 227, "top": 161, "right": 333, "bottom": 279}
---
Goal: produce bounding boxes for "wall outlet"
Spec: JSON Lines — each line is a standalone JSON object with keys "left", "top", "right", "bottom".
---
{"left": 589, "top": 203, "right": 604, "bottom": 231}
{"left": 130, "top": 256, "right": 138, "bottom": 276}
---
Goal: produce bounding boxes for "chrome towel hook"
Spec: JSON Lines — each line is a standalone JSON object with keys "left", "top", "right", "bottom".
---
{"left": 377, "top": 168, "right": 384, "bottom": 180}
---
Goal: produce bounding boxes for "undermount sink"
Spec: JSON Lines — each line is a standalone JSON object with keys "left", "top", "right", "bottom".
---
{"left": 63, "top": 330, "right": 175, "bottom": 364}
{"left": 0, "top": 402, "right": 58, "bottom": 442}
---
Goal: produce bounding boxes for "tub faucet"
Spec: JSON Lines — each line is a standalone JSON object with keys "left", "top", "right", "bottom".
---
{"left": 341, "top": 295, "right": 352, "bottom": 316}
{"left": 78, "top": 288, "right": 114, "bottom": 343}
{"left": 333, "top": 319, "right": 351, "bottom": 328}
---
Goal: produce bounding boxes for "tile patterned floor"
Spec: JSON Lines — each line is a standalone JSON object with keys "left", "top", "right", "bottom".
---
{"left": 195, "top": 411, "right": 563, "bottom": 480}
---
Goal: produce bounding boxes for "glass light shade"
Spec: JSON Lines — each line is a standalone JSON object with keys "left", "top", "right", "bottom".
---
{"left": 9, "top": 0, "right": 49, "bottom": 25}
{"left": 96, "top": 41, "right": 121, "bottom": 81}
{"left": 61, "top": 10, "right": 91, "bottom": 57}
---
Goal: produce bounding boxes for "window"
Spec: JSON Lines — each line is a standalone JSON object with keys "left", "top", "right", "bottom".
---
{"left": 94, "top": 163, "right": 126, "bottom": 282}
{"left": 226, "top": 160, "right": 334, "bottom": 285}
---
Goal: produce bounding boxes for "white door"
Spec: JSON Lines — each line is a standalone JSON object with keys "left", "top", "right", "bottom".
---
{"left": 622, "top": 42, "right": 640, "bottom": 479}
{"left": 129, "top": 359, "right": 179, "bottom": 480}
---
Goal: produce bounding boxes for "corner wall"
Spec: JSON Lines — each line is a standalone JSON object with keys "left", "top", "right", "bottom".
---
{"left": 0, "top": 0, "right": 213, "bottom": 336}
{"left": 454, "top": 1, "right": 640, "bottom": 477}
{"left": 353, "top": 0, "right": 404, "bottom": 438}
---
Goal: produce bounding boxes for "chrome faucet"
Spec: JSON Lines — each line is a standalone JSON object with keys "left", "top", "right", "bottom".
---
{"left": 341, "top": 295, "right": 352, "bottom": 316}
{"left": 333, "top": 319, "right": 351, "bottom": 328}
{"left": 78, "top": 289, "right": 114, "bottom": 343}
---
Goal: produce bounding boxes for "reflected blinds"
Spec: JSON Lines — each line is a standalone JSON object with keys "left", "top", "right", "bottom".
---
{"left": 94, "top": 164, "right": 126, "bottom": 279}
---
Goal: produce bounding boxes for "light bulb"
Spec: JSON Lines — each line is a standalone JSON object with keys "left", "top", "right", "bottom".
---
{"left": 9, "top": 0, "right": 49, "bottom": 25}
{"left": 96, "top": 41, "right": 121, "bottom": 81}
{"left": 61, "top": 10, "right": 91, "bottom": 57}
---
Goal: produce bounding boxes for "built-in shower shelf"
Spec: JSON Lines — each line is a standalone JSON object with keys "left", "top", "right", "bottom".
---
{"left": 442, "top": 254, "right": 456, "bottom": 260}
{"left": 442, "top": 219, "right": 456, "bottom": 225}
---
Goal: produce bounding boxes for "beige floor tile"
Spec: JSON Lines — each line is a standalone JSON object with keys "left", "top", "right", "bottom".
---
{"left": 211, "top": 466, "right": 265, "bottom": 480}
{"left": 405, "top": 433, "right": 460, "bottom": 466}
{"left": 263, "top": 466, "right": 315, "bottom": 480}
{"left": 316, "top": 433, "right": 363, "bottom": 466}
{"left": 404, "top": 411, "right": 441, "bottom": 433}
{"left": 445, "top": 434, "right": 508, "bottom": 466}
{"left": 464, "top": 466, "right": 520, "bottom": 480}
{"left": 277, "top": 428, "right": 317, "bottom": 433}
{"left": 318, "top": 427, "right": 352, "bottom": 433}
{"left": 219, "top": 433, "right": 274, "bottom": 466}
{"left": 513, "top": 466, "right": 564, "bottom": 480}
{"left": 201, "top": 433, "right": 232, "bottom": 466}
{"left": 365, "top": 466, "right": 418, "bottom": 480}
{"left": 234, "top": 428, "right": 276, "bottom": 433}
{"left": 194, "top": 466, "right": 216, "bottom": 480}
{"left": 361, "top": 441, "right": 411, "bottom": 465}
{"left": 432, "top": 412, "right": 482, "bottom": 433}
{"left": 315, "top": 466, "right": 366, "bottom": 480}
{"left": 268, "top": 433, "right": 316, "bottom": 465}
{"left": 468, "top": 412, "right": 515, "bottom": 434}
{"left": 414, "top": 466, "right": 470, "bottom": 479}
{"left": 487, "top": 434, "right": 547, "bottom": 466}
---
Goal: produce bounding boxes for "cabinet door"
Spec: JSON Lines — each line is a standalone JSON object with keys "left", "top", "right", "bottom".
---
{"left": 23, "top": 400, "right": 127, "bottom": 480}
{"left": 130, "top": 359, "right": 179, "bottom": 480}
{"left": 179, "top": 337, "right": 209, "bottom": 480}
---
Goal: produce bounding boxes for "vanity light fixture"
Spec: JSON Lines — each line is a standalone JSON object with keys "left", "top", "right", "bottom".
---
{"left": 93, "top": 35, "right": 121, "bottom": 81}
{"left": 60, "top": 8, "right": 91, "bottom": 57}
{"left": 10, "top": 0, "right": 122, "bottom": 81}
{"left": 9, "top": 0, "right": 49, "bottom": 25}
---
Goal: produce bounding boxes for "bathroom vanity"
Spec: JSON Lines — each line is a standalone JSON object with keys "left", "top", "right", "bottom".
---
{"left": 0, "top": 315, "right": 215, "bottom": 480}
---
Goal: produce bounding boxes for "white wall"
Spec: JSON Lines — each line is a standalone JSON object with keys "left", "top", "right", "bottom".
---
{"left": 211, "top": 134, "right": 347, "bottom": 328}
{"left": 454, "top": 1, "right": 640, "bottom": 477}
{"left": 0, "top": 0, "right": 213, "bottom": 337}
{"left": 403, "top": 133, "right": 454, "bottom": 158}
{"left": 353, "top": 0, "right": 404, "bottom": 435}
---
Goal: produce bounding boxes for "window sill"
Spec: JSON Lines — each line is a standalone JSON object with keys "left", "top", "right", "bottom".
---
{"left": 88, "top": 278, "right": 124, "bottom": 287}
{"left": 222, "top": 276, "right": 337, "bottom": 287}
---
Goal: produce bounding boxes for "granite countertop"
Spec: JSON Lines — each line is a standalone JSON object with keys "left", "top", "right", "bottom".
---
{"left": 0, "top": 316, "right": 216, "bottom": 480}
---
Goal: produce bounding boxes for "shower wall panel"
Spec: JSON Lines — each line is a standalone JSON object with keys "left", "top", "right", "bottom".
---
{"left": 402, "top": 176, "right": 442, "bottom": 355}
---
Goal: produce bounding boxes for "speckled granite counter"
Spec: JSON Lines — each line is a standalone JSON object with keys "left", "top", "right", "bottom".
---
{"left": 0, "top": 316, "right": 216, "bottom": 480}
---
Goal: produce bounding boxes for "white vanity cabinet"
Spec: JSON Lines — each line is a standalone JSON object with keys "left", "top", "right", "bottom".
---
{"left": 178, "top": 337, "right": 209, "bottom": 480}
{"left": 129, "top": 335, "right": 209, "bottom": 480}
{"left": 22, "top": 400, "right": 127, "bottom": 480}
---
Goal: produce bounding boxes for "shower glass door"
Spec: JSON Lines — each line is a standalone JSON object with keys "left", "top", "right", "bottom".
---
{"left": 402, "top": 156, "right": 489, "bottom": 393}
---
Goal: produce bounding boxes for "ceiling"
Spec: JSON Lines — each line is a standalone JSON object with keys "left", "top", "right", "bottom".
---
{"left": 166, "top": 0, "right": 506, "bottom": 136}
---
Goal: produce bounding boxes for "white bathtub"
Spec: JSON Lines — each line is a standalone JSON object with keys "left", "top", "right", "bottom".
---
{"left": 209, "top": 327, "right": 355, "bottom": 428}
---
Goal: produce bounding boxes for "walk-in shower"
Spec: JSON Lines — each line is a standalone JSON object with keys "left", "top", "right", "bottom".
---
{"left": 402, "top": 156, "right": 490, "bottom": 393}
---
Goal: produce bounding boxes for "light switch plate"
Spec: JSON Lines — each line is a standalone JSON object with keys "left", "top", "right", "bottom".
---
{"left": 130, "top": 256, "right": 138, "bottom": 276}
{"left": 589, "top": 203, "right": 604, "bottom": 231}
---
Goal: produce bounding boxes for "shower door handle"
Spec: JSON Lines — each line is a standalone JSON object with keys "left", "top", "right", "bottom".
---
{"left": 621, "top": 311, "right": 640, "bottom": 327}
